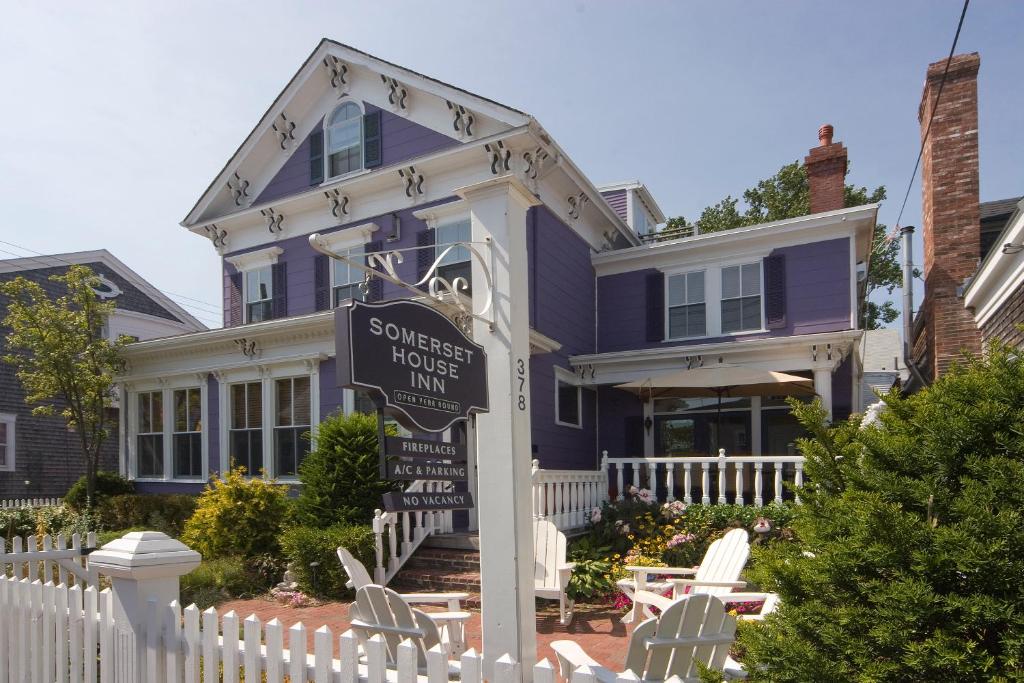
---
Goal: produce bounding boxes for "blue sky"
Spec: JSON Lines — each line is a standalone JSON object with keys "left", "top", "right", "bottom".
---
{"left": 0, "top": 1, "right": 1021, "bottom": 329}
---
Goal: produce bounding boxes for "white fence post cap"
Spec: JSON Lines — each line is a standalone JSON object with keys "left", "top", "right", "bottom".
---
{"left": 89, "top": 531, "right": 201, "bottom": 579}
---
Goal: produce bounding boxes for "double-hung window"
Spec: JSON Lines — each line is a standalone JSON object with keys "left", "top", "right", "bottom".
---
{"left": 245, "top": 267, "right": 273, "bottom": 323}
{"left": 230, "top": 382, "right": 263, "bottom": 475}
{"left": 326, "top": 102, "right": 363, "bottom": 178}
{"left": 332, "top": 245, "right": 366, "bottom": 306}
{"left": 721, "top": 263, "right": 762, "bottom": 334}
{"left": 137, "top": 391, "right": 164, "bottom": 478}
{"left": 435, "top": 219, "right": 472, "bottom": 293}
{"left": 667, "top": 271, "right": 706, "bottom": 339}
{"left": 274, "top": 377, "right": 311, "bottom": 477}
{"left": 554, "top": 369, "right": 582, "bottom": 429}
{"left": 0, "top": 414, "right": 15, "bottom": 472}
{"left": 172, "top": 388, "right": 202, "bottom": 478}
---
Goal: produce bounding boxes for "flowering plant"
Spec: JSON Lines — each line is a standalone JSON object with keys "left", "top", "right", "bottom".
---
{"left": 667, "top": 532, "right": 696, "bottom": 549}
{"left": 662, "top": 500, "right": 688, "bottom": 519}
{"left": 589, "top": 507, "right": 602, "bottom": 524}
{"left": 270, "top": 585, "right": 318, "bottom": 608}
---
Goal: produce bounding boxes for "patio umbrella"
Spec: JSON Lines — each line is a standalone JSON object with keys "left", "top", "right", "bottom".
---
{"left": 616, "top": 365, "right": 815, "bottom": 453}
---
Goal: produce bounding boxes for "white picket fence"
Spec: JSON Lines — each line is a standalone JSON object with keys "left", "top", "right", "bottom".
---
{"left": 0, "top": 497, "right": 62, "bottom": 509}
{"left": 0, "top": 573, "right": 584, "bottom": 683}
{"left": 0, "top": 532, "right": 98, "bottom": 587}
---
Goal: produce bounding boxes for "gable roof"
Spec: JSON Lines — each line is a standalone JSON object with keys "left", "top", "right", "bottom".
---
{"left": 182, "top": 39, "right": 531, "bottom": 227}
{"left": 0, "top": 249, "right": 206, "bottom": 331}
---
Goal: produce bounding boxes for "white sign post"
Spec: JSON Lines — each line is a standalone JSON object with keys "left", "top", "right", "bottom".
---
{"left": 458, "top": 176, "right": 541, "bottom": 679}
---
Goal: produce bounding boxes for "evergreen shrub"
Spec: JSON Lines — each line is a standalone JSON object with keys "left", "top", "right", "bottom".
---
{"left": 97, "top": 494, "right": 197, "bottom": 537}
{"left": 64, "top": 471, "right": 134, "bottom": 509}
{"left": 739, "top": 346, "right": 1024, "bottom": 681}
{"left": 181, "top": 467, "right": 291, "bottom": 559}
{"left": 279, "top": 524, "right": 375, "bottom": 598}
{"left": 293, "top": 411, "right": 400, "bottom": 528}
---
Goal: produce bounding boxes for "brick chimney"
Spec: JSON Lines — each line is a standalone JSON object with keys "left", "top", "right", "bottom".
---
{"left": 918, "top": 52, "right": 982, "bottom": 377}
{"left": 804, "top": 123, "right": 848, "bottom": 213}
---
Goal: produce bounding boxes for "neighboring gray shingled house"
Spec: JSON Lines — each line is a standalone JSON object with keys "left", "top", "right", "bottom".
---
{"left": 0, "top": 250, "right": 205, "bottom": 499}
{"left": 859, "top": 329, "right": 907, "bottom": 412}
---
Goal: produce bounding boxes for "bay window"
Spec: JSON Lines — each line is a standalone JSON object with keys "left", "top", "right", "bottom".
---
{"left": 173, "top": 388, "right": 203, "bottom": 478}
{"left": 274, "top": 376, "right": 311, "bottom": 477}
{"left": 721, "top": 262, "right": 762, "bottom": 334}
{"left": 230, "top": 382, "right": 263, "bottom": 475}
{"left": 137, "top": 391, "right": 164, "bottom": 477}
{"left": 667, "top": 271, "right": 706, "bottom": 339}
{"left": 245, "top": 266, "right": 273, "bottom": 323}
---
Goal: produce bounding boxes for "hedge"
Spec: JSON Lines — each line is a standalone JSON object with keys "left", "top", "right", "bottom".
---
{"left": 279, "top": 524, "right": 376, "bottom": 599}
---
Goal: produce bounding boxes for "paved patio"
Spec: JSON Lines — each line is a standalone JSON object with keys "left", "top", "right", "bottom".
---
{"left": 218, "top": 597, "right": 631, "bottom": 670}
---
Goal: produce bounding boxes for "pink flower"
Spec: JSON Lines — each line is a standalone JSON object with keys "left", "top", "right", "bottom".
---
{"left": 667, "top": 532, "right": 696, "bottom": 549}
{"left": 589, "top": 507, "right": 602, "bottom": 523}
{"left": 636, "top": 488, "right": 654, "bottom": 504}
{"left": 753, "top": 518, "right": 772, "bottom": 534}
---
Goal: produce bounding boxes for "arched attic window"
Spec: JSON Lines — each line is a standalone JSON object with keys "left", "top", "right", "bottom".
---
{"left": 326, "top": 101, "right": 363, "bottom": 178}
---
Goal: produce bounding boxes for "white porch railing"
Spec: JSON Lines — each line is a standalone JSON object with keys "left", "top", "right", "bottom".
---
{"left": 0, "top": 497, "right": 62, "bottom": 508}
{"left": 371, "top": 479, "right": 454, "bottom": 585}
{"left": 604, "top": 450, "right": 805, "bottom": 507}
{"left": 531, "top": 460, "right": 609, "bottom": 532}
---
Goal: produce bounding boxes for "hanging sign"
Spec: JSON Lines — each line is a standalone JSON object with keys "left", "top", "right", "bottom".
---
{"left": 386, "top": 460, "right": 468, "bottom": 482}
{"left": 336, "top": 299, "right": 489, "bottom": 433}
{"left": 385, "top": 435, "right": 468, "bottom": 462}
{"left": 382, "top": 490, "right": 475, "bottom": 512}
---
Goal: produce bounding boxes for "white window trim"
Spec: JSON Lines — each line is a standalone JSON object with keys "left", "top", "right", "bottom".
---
{"left": 413, "top": 201, "right": 468, "bottom": 228}
{"left": 225, "top": 246, "right": 283, "bottom": 273}
{"left": 127, "top": 378, "right": 209, "bottom": 483}
{"left": 664, "top": 269, "right": 708, "bottom": 342}
{"left": 272, "top": 375, "right": 315, "bottom": 481}
{"left": 325, "top": 223, "right": 379, "bottom": 303}
{"left": 554, "top": 367, "right": 583, "bottom": 430}
{"left": 324, "top": 100, "right": 365, "bottom": 181}
{"left": 719, "top": 261, "right": 766, "bottom": 336}
{"left": 218, "top": 360, "right": 321, "bottom": 480}
{"left": 0, "top": 413, "right": 15, "bottom": 472}
{"left": 663, "top": 259, "right": 768, "bottom": 341}
{"left": 242, "top": 265, "right": 274, "bottom": 324}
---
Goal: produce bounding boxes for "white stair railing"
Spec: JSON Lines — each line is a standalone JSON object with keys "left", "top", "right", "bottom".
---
{"left": 371, "top": 479, "right": 455, "bottom": 584}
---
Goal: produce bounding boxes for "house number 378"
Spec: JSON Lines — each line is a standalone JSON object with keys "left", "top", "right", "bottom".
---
{"left": 516, "top": 358, "right": 527, "bottom": 411}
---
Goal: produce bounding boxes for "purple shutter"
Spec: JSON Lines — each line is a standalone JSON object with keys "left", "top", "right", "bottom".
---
{"left": 227, "top": 272, "right": 243, "bottom": 327}
{"left": 645, "top": 271, "right": 665, "bottom": 342}
{"left": 765, "top": 254, "right": 787, "bottom": 329}
{"left": 363, "top": 110, "right": 382, "bottom": 168}
{"left": 416, "top": 230, "right": 435, "bottom": 291}
{"left": 309, "top": 130, "right": 324, "bottom": 185}
{"left": 365, "top": 240, "right": 383, "bottom": 301}
{"left": 314, "top": 254, "right": 330, "bottom": 311}
{"left": 271, "top": 262, "right": 287, "bottom": 319}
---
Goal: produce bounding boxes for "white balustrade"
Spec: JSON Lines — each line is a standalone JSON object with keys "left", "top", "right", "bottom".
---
{"left": 371, "top": 479, "right": 456, "bottom": 585}
{"left": 531, "top": 458, "right": 610, "bottom": 531}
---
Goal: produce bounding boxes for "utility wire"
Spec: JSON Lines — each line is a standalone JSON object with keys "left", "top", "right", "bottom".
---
{"left": 0, "top": 239, "right": 223, "bottom": 322}
{"left": 892, "top": 0, "right": 971, "bottom": 232}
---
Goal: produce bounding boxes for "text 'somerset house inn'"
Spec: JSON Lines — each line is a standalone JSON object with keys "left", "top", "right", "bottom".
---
{"left": 117, "top": 40, "right": 876, "bottom": 515}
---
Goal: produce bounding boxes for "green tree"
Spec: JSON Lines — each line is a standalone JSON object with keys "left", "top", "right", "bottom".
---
{"left": 293, "top": 411, "right": 401, "bottom": 528}
{"left": 738, "top": 345, "right": 1024, "bottom": 681}
{"left": 667, "top": 162, "right": 897, "bottom": 329}
{"left": 0, "top": 265, "right": 127, "bottom": 505}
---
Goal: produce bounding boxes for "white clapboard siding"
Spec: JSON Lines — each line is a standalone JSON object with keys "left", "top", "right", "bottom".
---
{"left": 0, "top": 572, "right": 595, "bottom": 683}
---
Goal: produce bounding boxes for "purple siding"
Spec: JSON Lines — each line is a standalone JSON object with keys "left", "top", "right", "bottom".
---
{"left": 527, "top": 205, "right": 598, "bottom": 470}
{"left": 319, "top": 357, "right": 346, "bottom": 422}
{"left": 597, "top": 237, "right": 852, "bottom": 353}
{"left": 207, "top": 374, "right": 220, "bottom": 477}
{"left": 256, "top": 104, "right": 458, "bottom": 206}
{"left": 601, "top": 190, "right": 628, "bottom": 222}
{"left": 832, "top": 354, "right": 853, "bottom": 422}
{"left": 597, "top": 385, "right": 642, "bottom": 458}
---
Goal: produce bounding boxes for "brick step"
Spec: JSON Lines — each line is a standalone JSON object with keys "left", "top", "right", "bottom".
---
{"left": 404, "top": 549, "right": 480, "bottom": 572}
{"left": 391, "top": 567, "right": 482, "bottom": 596}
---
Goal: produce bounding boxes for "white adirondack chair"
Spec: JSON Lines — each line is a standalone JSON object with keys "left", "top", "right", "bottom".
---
{"left": 337, "top": 546, "right": 471, "bottom": 655}
{"left": 619, "top": 527, "right": 750, "bottom": 624}
{"left": 534, "top": 519, "right": 576, "bottom": 626}
{"left": 348, "top": 584, "right": 466, "bottom": 674}
{"left": 551, "top": 593, "right": 745, "bottom": 682}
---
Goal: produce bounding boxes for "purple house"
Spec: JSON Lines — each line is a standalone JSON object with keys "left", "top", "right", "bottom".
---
{"left": 118, "top": 41, "right": 876, "bottom": 511}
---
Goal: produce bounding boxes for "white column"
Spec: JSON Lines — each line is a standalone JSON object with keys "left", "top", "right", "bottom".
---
{"left": 90, "top": 531, "right": 201, "bottom": 682}
{"left": 458, "top": 176, "right": 540, "bottom": 678}
{"left": 117, "top": 383, "right": 128, "bottom": 477}
{"left": 814, "top": 367, "right": 833, "bottom": 422}
{"left": 466, "top": 417, "right": 479, "bottom": 532}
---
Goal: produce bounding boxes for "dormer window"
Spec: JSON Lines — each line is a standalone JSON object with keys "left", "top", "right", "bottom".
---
{"left": 326, "top": 102, "right": 363, "bottom": 178}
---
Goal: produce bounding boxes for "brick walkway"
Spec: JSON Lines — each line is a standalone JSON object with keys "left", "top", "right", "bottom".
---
{"left": 218, "top": 597, "right": 632, "bottom": 671}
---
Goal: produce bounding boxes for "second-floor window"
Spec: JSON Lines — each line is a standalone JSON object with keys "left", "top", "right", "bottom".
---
{"left": 137, "top": 391, "right": 164, "bottom": 478}
{"left": 245, "top": 266, "right": 273, "bottom": 323}
{"left": 327, "top": 102, "right": 363, "bottom": 178}
{"left": 230, "top": 382, "right": 263, "bottom": 475}
{"left": 332, "top": 245, "right": 366, "bottom": 306}
{"left": 173, "top": 388, "right": 202, "bottom": 479}
{"left": 436, "top": 219, "right": 472, "bottom": 293}
{"left": 274, "top": 377, "right": 311, "bottom": 477}
{"left": 667, "top": 271, "right": 706, "bottom": 339}
{"left": 721, "top": 263, "right": 762, "bottom": 334}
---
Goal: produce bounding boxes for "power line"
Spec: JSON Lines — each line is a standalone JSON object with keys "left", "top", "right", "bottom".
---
{"left": 893, "top": 0, "right": 971, "bottom": 231}
{"left": 0, "top": 244, "right": 223, "bottom": 325}
{"left": 0, "top": 239, "right": 224, "bottom": 320}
